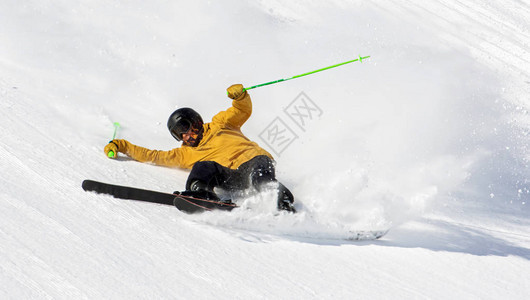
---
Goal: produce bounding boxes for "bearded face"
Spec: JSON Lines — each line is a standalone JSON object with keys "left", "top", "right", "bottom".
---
{"left": 182, "top": 125, "right": 204, "bottom": 147}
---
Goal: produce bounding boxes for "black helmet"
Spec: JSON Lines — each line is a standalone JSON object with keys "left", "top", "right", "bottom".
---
{"left": 167, "top": 108, "right": 204, "bottom": 143}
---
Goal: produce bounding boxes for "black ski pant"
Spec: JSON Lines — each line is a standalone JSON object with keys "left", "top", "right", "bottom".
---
{"left": 185, "top": 155, "right": 276, "bottom": 192}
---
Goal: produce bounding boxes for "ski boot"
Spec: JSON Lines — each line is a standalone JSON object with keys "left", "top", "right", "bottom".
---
{"left": 277, "top": 183, "right": 296, "bottom": 213}
{"left": 173, "top": 180, "right": 232, "bottom": 207}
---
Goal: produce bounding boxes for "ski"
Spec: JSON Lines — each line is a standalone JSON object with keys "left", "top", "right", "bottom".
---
{"left": 82, "top": 179, "right": 237, "bottom": 213}
{"left": 82, "top": 180, "right": 387, "bottom": 239}
{"left": 346, "top": 230, "right": 389, "bottom": 241}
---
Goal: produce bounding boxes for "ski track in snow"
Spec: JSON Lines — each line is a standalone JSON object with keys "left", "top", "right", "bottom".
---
{"left": 1, "top": 0, "right": 529, "bottom": 299}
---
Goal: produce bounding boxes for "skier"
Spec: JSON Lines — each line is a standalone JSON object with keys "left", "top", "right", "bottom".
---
{"left": 103, "top": 84, "right": 295, "bottom": 212}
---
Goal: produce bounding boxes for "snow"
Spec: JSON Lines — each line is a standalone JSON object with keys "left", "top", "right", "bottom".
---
{"left": 1, "top": 0, "right": 529, "bottom": 298}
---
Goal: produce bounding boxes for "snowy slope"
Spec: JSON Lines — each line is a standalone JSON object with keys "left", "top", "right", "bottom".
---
{"left": 1, "top": 0, "right": 529, "bottom": 299}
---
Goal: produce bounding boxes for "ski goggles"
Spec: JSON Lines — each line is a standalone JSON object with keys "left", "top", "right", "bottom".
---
{"left": 170, "top": 118, "right": 192, "bottom": 141}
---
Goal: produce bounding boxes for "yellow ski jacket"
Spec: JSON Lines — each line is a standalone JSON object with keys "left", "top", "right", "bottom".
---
{"left": 113, "top": 91, "right": 273, "bottom": 170}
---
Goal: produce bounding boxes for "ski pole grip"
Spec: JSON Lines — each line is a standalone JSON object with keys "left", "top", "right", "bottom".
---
{"left": 107, "top": 122, "right": 121, "bottom": 158}
{"left": 107, "top": 140, "right": 119, "bottom": 158}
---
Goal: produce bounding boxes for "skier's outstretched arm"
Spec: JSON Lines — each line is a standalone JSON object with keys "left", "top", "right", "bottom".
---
{"left": 104, "top": 139, "right": 187, "bottom": 168}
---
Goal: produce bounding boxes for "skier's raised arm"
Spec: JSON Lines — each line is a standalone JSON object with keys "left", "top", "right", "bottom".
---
{"left": 212, "top": 84, "right": 252, "bottom": 130}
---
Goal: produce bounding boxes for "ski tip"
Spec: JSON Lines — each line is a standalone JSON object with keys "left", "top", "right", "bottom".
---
{"left": 81, "top": 180, "right": 89, "bottom": 190}
{"left": 81, "top": 179, "right": 97, "bottom": 191}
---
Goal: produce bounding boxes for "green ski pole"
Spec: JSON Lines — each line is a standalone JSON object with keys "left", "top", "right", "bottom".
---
{"left": 107, "top": 122, "right": 121, "bottom": 158}
{"left": 244, "top": 55, "right": 370, "bottom": 91}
